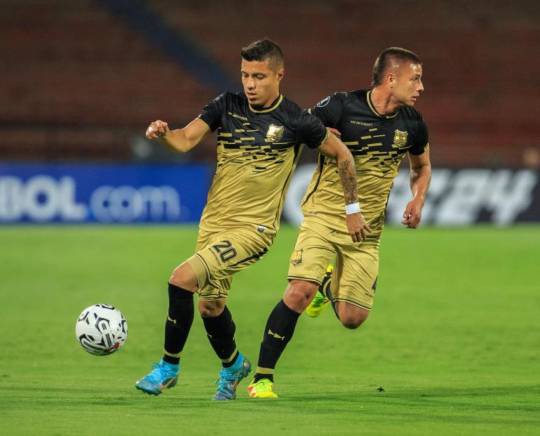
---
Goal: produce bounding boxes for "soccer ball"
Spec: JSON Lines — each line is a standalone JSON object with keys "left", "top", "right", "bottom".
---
{"left": 75, "top": 304, "right": 128, "bottom": 356}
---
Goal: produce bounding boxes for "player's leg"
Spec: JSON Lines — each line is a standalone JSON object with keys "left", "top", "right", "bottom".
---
{"left": 248, "top": 279, "right": 319, "bottom": 398}
{"left": 331, "top": 244, "right": 378, "bottom": 329}
{"left": 335, "top": 301, "right": 370, "bottom": 329}
{"left": 135, "top": 261, "right": 198, "bottom": 395}
{"left": 305, "top": 264, "right": 333, "bottom": 317}
{"left": 255, "top": 279, "right": 320, "bottom": 373}
{"left": 249, "top": 222, "right": 333, "bottom": 398}
{"left": 311, "top": 254, "right": 342, "bottom": 319}
{"left": 199, "top": 297, "right": 251, "bottom": 400}
{"left": 193, "top": 230, "right": 270, "bottom": 399}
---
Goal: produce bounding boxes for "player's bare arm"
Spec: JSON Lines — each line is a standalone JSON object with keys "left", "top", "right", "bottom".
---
{"left": 319, "top": 131, "right": 371, "bottom": 242}
{"left": 402, "top": 145, "right": 432, "bottom": 228}
{"left": 145, "top": 117, "right": 211, "bottom": 153}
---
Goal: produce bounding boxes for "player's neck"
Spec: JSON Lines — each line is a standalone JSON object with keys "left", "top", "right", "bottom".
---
{"left": 251, "top": 93, "right": 281, "bottom": 111}
{"left": 370, "top": 87, "right": 400, "bottom": 116}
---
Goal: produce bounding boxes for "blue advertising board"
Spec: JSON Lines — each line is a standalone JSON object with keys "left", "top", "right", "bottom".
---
{"left": 0, "top": 163, "right": 213, "bottom": 223}
{"left": 2, "top": 163, "right": 539, "bottom": 226}
{"left": 283, "top": 166, "right": 540, "bottom": 226}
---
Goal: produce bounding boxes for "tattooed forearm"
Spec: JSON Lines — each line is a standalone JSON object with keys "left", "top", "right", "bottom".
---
{"left": 338, "top": 157, "right": 358, "bottom": 204}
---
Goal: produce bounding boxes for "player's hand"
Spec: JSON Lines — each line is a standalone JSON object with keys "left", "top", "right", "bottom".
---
{"left": 146, "top": 120, "right": 170, "bottom": 140}
{"left": 328, "top": 127, "right": 342, "bottom": 138}
{"left": 346, "top": 212, "right": 371, "bottom": 242}
{"left": 402, "top": 198, "right": 424, "bottom": 228}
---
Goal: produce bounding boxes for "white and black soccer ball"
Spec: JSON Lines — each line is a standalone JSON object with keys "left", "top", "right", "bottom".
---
{"left": 75, "top": 304, "right": 128, "bottom": 356}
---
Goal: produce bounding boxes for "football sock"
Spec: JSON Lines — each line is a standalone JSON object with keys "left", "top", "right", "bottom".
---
{"left": 222, "top": 351, "right": 239, "bottom": 368}
{"left": 255, "top": 300, "right": 300, "bottom": 378}
{"left": 202, "top": 305, "right": 238, "bottom": 366}
{"left": 329, "top": 294, "right": 339, "bottom": 320}
{"left": 163, "top": 283, "right": 194, "bottom": 365}
{"left": 253, "top": 373, "right": 274, "bottom": 383}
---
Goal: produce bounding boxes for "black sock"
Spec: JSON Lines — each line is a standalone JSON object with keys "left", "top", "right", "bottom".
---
{"left": 202, "top": 306, "right": 238, "bottom": 366}
{"left": 255, "top": 300, "right": 300, "bottom": 380}
{"left": 163, "top": 283, "right": 194, "bottom": 364}
{"left": 321, "top": 275, "right": 339, "bottom": 320}
{"left": 253, "top": 373, "right": 274, "bottom": 383}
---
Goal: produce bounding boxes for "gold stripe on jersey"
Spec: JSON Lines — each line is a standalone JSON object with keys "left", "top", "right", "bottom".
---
{"left": 301, "top": 135, "right": 409, "bottom": 243}
{"left": 201, "top": 138, "right": 302, "bottom": 236}
{"left": 216, "top": 126, "right": 292, "bottom": 173}
{"left": 227, "top": 112, "right": 248, "bottom": 121}
{"left": 272, "top": 144, "right": 303, "bottom": 226}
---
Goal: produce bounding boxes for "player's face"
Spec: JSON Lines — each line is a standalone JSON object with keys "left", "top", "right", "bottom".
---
{"left": 391, "top": 62, "right": 424, "bottom": 106}
{"left": 241, "top": 59, "right": 283, "bottom": 107}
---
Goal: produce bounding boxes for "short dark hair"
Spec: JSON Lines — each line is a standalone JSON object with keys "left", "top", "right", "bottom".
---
{"left": 241, "top": 38, "right": 284, "bottom": 68}
{"left": 372, "top": 47, "right": 422, "bottom": 86}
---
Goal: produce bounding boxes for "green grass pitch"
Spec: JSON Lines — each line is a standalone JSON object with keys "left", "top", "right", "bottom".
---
{"left": 1, "top": 225, "right": 539, "bottom": 435}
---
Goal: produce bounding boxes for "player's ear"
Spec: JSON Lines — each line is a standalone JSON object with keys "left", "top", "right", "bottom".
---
{"left": 387, "top": 72, "right": 396, "bottom": 88}
{"left": 277, "top": 68, "right": 285, "bottom": 82}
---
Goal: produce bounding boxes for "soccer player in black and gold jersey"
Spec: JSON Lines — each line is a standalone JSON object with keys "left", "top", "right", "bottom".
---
{"left": 248, "top": 47, "right": 432, "bottom": 398}
{"left": 134, "top": 39, "right": 369, "bottom": 400}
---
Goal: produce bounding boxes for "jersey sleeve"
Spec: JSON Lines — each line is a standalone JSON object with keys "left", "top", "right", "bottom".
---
{"left": 198, "top": 93, "right": 227, "bottom": 131}
{"left": 409, "top": 118, "right": 429, "bottom": 155}
{"left": 296, "top": 110, "right": 329, "bottom": 149}
{"left": 309, "top": 93, "right": 345, "bottom": 128}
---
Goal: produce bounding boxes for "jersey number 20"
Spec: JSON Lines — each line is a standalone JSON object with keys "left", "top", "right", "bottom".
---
{"left": 212, "top": 241, "right": 237, "bottom": 262}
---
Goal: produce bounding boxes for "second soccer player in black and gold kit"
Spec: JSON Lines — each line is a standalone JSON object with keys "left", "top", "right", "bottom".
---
{"left": 249, "top": 47, "right": 432, "bottom": 398}
{"left": 135, "top": 39, "right": 368, "bottom": 400}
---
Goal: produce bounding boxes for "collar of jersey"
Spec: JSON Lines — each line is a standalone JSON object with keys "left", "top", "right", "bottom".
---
{"left": 366, "top": 90, "right": 399, "bottom": 119}
{"left": 248, "top": 94, "right": 284, "bottom": 113}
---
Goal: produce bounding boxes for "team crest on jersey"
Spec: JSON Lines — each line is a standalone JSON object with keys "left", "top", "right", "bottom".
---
{"left": 265, "top": 124, "right": 285, "bottom": 142}
{"left": 392, "top": 130, "right": 408, "bottom": 148}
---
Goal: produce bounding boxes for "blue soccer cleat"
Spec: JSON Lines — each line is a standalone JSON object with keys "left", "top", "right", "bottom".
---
{"left": 135, "top": 359, "right": 179, "bottom": 395}
{"left": 214, "top": 353, "right": 252, "bottom": 400}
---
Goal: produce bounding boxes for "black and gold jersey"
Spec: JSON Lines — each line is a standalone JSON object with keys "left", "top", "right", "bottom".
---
{"left": 304, "top": 89, "right": 429, "bottom": 243}
{"left": 197, "top": 92, "right": 327, "bottom": 236}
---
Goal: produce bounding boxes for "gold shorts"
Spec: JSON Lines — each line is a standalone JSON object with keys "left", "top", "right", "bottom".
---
{"left": 287, "top": 218, "right": 379, "bottom": 310}
{"left": 186, "top": 227, "right": 272, "bottom": 300}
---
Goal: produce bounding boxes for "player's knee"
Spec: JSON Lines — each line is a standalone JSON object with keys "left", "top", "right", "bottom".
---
{"left": 198, "top": 299, "right": 225, "bottom": 318}
{"left": 339, "top": 309, "right": 369, "bottom": 330}
{"left": 284, "top": 280, "right": 318, "bottom": 310}
{"left": 341, "top": 317, "right": 365, "bottom": 329}
{"left": 169, "top": 263, "right": 198, "bottom": 292}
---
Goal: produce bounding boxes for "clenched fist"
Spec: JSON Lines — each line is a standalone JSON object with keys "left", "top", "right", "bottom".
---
{"left": 146, "top": 120, "right": 170, "bottom": 140}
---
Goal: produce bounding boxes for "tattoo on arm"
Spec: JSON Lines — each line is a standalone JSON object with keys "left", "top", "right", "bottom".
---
{"left": 338, "top": 158, "right": 358, "bottom": 204}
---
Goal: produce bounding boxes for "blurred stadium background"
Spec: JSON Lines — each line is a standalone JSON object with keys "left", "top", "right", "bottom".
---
{"left": 1, "top": 2, "right": 539, "bottom": 435}
{"left": 1, "top": 0, "right": 539, "bottom": 226}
